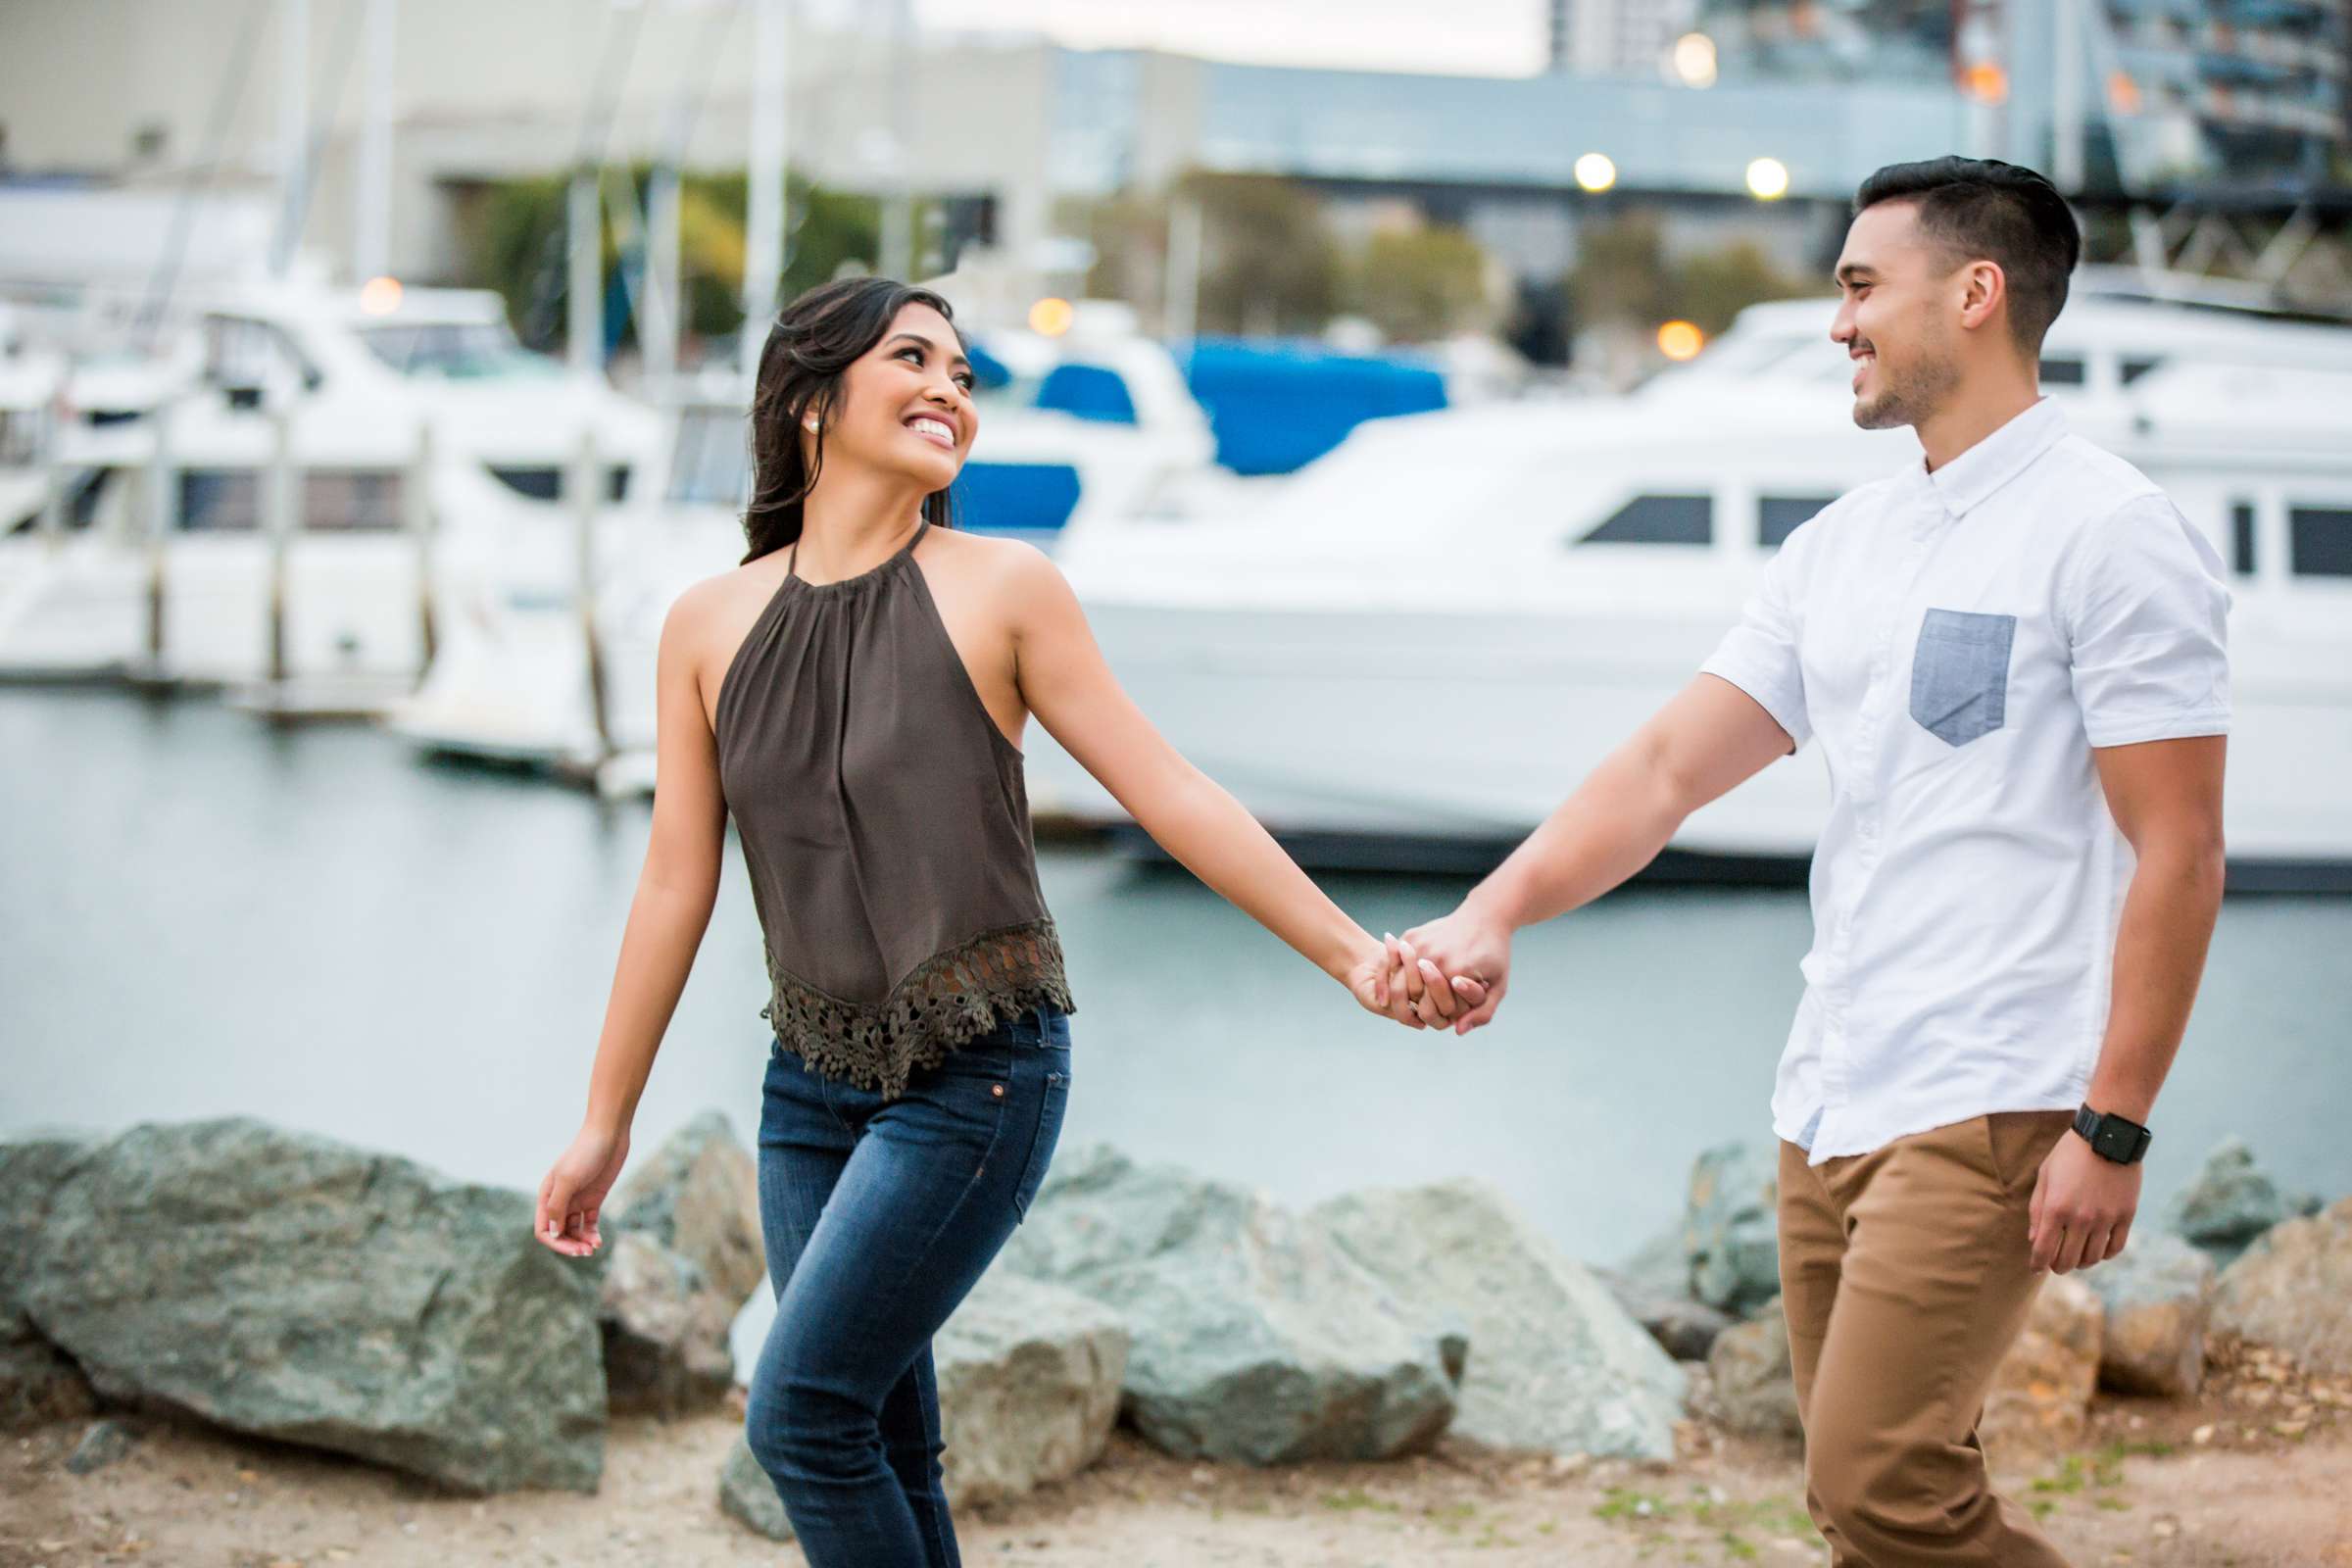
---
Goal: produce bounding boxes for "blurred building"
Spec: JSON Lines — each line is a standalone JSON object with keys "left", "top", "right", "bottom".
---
{"left": 1694, "top": 0, "right": 2351, "bottom": 191}
{"left": 0, "top": 0, "right": 1979, "bottom": 318}
{"left": 1544, "top": 0, "right": 1703, "bottom": 75}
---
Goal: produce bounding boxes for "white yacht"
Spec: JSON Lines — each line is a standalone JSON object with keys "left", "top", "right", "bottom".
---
{"left": 0, "top": 280, "right": 658, "bottom": 694}
{"left": 1026, "top": 293, "right": 2352, "bottom": 886}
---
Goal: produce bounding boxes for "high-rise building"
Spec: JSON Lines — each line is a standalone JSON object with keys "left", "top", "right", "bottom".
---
{"left": 1690, "top": 0, "right": 2349, "bottom": 190}
{"left": 1546, "top": 0, "right": 1703, "bottom": 76}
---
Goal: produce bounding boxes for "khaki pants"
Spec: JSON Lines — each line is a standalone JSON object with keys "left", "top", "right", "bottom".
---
{"left": 1777, "top": 1110, "right": 2077, "bottom": 1567}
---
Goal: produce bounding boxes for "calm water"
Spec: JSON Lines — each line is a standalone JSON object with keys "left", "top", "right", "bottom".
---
{"left": 7, "top": 687, "right": 2347, "bottom": 1295}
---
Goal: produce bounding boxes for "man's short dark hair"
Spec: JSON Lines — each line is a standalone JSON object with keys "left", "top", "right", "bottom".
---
{"left": 1853, "top": 157, "right": 2081, "bottom": 353}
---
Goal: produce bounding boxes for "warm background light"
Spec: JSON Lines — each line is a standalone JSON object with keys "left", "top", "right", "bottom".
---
{"left": 1744, "top": 157, "right": 1790, "bottom": 201}
{"left": 1574, "top": 152, "right": 1618, "bottom": 193}
{"left": 1671, "top": 32, "right": 1718, "bottom": 89}
{"left": 1028, "top": 296, "right": 1075, "bottom": 337}
{"left": 358, "top": 275, "right": 404, "bottom": 316}
{"left": 1961, "top": 62, "right": 2009, "bottom": 103}
{"left": 1656, "top": 319, "right": 1705, "bottom": 361}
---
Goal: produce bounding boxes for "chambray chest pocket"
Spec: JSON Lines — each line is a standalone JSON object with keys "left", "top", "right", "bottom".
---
{"left": 1909, "top": 609, "right": 2017, "bottom": 747}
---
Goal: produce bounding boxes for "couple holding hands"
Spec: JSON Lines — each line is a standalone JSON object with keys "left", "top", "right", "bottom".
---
{"left": 536, "top": 155, "right": 2230, "bottom": 1567}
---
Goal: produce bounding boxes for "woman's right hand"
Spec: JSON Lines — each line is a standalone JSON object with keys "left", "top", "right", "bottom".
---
{"left": 535, "top": 1123, "right": 630, "bottom": 1258}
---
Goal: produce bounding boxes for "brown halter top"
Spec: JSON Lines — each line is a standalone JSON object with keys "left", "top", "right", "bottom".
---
{"left": 712, "top": 520, "right": 1073, "bottom": 1098}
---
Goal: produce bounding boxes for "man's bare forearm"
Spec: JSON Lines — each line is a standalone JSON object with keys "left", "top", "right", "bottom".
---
{"left": 2082, "top": 838, "right": 2226, "bottom": 1124}
{"left": 1466, "top": 740, "right": 1687, "bottom": 931}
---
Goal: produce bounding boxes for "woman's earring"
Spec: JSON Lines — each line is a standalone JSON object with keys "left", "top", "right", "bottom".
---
{"left": 803, "top": 416, "right": 819, "bottom": 434}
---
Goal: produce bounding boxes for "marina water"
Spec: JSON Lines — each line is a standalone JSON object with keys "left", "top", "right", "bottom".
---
{"left": 7, "top": 686, "right": 2346, "bottom": 1363}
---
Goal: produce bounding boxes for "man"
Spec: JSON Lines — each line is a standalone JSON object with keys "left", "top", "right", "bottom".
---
{"left": 1387, "top": 157, "right": 2230, "bottom": 1565}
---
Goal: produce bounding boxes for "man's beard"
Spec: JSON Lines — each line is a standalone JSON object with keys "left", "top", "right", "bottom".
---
{"left": 1852, "top": 347, "right": 1957, "bottom": 431}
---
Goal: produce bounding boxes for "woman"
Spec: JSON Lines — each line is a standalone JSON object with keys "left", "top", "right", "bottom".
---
{"left": 532, "top": 276, "right": 1478, "bottom": 1566}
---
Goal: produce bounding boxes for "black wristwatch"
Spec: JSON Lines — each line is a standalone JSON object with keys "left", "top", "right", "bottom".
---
{"left": 2073, "top": 1103, "right": 2152, "bottom": 1165}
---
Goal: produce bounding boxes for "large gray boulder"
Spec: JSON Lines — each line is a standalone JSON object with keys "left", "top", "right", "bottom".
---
{"left": 2166, "top": 1139, "right": 2322, "bottom": 1270}
{"left": 2081, "top": 1232, "right": 2214, "bottom": 1397}
{"left": 12, "top": 1117, "right": 607, "bottom": 1493}
{"left": 719, "top": 1436, "right": 793, "bottom": 1542}
{"left": 0, "top": 1129, "right": 103, "bottom": 1430}
{"left": 1315, "top": 1180, "right": 1686, "bottom": 1460}
{"left": 1685, "top": 1143, "right": 1781, "bottom": 1316}
{"left": 2212, "top": 1197, "right": 2352, "bottom": 1375}
{"left": 1705, "top": 1295, "right": 1802, "bottom": 1439}
{"left": 717, "top": 1270, "right": 1129, "bottom": 1540}
{"left": 935, "top": 1270, "right": 1128, "bottom": 1506}
{"left": 997, "top": 1145, "right": 1460, "bottom": 1464}
{"left": 601, "top": 1112, "right": 762, "bottom": 1417}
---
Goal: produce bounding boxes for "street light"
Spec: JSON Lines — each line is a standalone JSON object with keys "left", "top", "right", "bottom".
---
{"left": 1745, "top": 157, "right": 1790, "bottom": 201}
{"left": 1670, "top": 33, "right": 1718, "bottom": 89}
{"left": 1575, "top": 152, "right": 1618, "bottom": 193}
{"left": 1657, "top": 320, "right": 1705, "bottom": 362}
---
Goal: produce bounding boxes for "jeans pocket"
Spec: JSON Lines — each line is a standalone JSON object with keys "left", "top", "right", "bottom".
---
{"left": 1010, "top": 1054, "right": 1070, "bottom": 1221}
{"left": 1909, "top": 609, "right": 2015, "bottom": 747}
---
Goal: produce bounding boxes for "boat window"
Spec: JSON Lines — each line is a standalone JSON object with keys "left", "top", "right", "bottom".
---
{"left": 2289, "top": 506, "right": 2352, "bottom": 579}
{"left": 2038, "top": 357, "right": 2086, "bottom": 387}
{"left": 202, "top": 316, "right": 322, "bottom": 394}
{"left": 1758, "top": 495, "right": 1836, "bottom": 549}
{"left": 302, "top": 470, "right": 405, "bottom": 531}
{"left": 179, "top": 470, "right": 258, "bottom": 530}
{"left": 1575, "top": 494, "right": 1712, "bottom": 547}
{"left": 2121, "top": 356, "right": 2165, "bottom": 385}
{"left": 177, "top": 469, "right": 408, "bottom": 530}
{"left": 360, "top": 321, "right": 558, "bottom": 380}
{"left": 489, "top": 465, "right": 629, "bottom": 503}
{"left": 2230, "top": 502, "right": 2256, "bottom": 576}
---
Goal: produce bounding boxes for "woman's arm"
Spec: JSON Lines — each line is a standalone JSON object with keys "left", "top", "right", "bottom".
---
{"left": 533, "top": 583, "right": 731, "bottom": 1256}
{"left": 1004, "top": 548, "right": 1439, "bottom": 1025}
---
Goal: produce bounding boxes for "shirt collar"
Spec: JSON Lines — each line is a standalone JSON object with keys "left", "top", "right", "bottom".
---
{"left": 1919, "top": 396, "right": 2068, "bottom": 517}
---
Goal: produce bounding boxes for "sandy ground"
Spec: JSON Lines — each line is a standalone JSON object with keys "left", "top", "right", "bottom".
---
{"left": 7, "top": 1340, "right": 2349, "bottom": 1568}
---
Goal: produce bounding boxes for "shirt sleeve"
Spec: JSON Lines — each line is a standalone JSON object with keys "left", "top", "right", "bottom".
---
{"left": 1699, "top": 524, "right": 1813, "bottom": 751}
{"left": 2061, "top": 494, "right": 2231, "bottom": 749}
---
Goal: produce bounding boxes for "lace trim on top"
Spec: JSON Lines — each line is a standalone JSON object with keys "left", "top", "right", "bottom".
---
{"left": 760, "top": 918, "right": 1075, "bottom": 1099}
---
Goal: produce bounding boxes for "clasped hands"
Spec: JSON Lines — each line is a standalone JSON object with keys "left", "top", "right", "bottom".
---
{"left": 1347, "top": 898, "right": 1513, "bottom": 1036}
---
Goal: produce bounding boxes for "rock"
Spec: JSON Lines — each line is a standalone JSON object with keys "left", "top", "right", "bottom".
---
{"left": 1592, "top": 1266, "right": 1735, "bottom": 1362}
{"left": 2212, "top": 1196, "right": 2352, "bottom": 1375}
{"left": 1982, "top": 1275, "right": 2103, "bottom": 1462}
{"left": 1685, "top": 1143, "right": 1780, "bottom": 1316}
{"left": 1620, "top": 1226, "right": 1690, "bottom": 1291}
{"left": 1705, "top": 1296, "right": 1802, "bottom": 1438}
{"left": 2166, "top": 1139, "right": 2299, "bottom": 1269}
{"left": 935, "top": 1270, "right": 1128, "bottom": 1506}
{"left": 1316, "top": 1180, "right": 1686, "bottom": 1459}
{"left": 601, "top": 1113, "right": 761, "bottom": 1418}
{"left": 719, "top": 1435, "right": 793, "bottom": 1542}
{"left": 608, "top": 1111, "right": 764, "bottom": 1305}
{"left": 997, "top": 1145, "right": 1459, "bottom": 1464}
{"left": 65, "top": 1418, "right": 138, "bottom": 1475}
{"left": 2080, "top": 1233, "right": 2214, "bottom": 1397}
{"left": 715, "top": 1272, "right": 1125, "bottom": 1541}
{"left": 600, "top": 1232, "right": 739, "bottom": 1418}
{"left": 11, "top": 1117, "right": 607, "bottom": 1494}
{"left": 0, "top": 1129, "right": 103, "bottom": 1430}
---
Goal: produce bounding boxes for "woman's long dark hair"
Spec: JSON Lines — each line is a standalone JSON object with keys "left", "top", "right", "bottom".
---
{"left": 742, "top": 276, "right": 963, "bottom": 564}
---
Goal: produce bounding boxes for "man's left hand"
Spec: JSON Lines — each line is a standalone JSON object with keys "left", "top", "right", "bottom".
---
{"left": 2029, "top": 1132, "right": 2142, "bottom": 1274}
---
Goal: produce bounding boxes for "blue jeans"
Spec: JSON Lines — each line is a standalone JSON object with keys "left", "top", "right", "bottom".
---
{"left": 745, "top": 1005, "right": 1072, "bottom": 1568}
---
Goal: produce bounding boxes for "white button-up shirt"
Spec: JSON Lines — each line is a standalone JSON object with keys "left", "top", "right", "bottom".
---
{"left": 1699, "top": 397, "right": 2230, "bottom": 1164}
